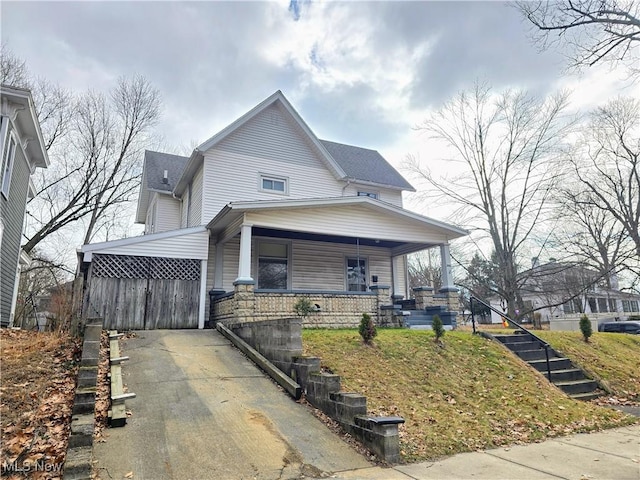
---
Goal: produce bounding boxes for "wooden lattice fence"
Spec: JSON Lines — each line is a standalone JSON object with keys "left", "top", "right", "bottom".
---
{"left": 88, "top": 254, "right": 201, "bottom": 330}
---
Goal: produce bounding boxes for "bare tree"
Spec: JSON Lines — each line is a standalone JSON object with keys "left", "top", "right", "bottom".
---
{"left": 24, "top": 75, "right": 161, "bottom": 252}
{"left": 517, "top": 0, "right": 640, "bottom": 75}
{"left": 407, "top": 249, "right": 442, "bottom": 291}
{"left": 406, "top": 83, "right": 573, "bottom": 319}
{"left": 553, "top": 187, "right": 633, "bottom": 287}
{"left": 569, "top": 97, "right": 640, "bottom": 265}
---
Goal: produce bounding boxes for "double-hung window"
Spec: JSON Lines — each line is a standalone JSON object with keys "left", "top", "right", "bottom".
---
{"left": 257, "top": 242, "right": 289, "bottom": 289}
{"left": 260, "top": 174, "right": 288, "bottom": 194}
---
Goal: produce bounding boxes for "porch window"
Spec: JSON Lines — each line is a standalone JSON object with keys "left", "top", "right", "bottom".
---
{"left": 346, "top": 257, "right": 367, "bottom": 292}
{"left": 258, "top": 242, "right": 288, "bottom": 289}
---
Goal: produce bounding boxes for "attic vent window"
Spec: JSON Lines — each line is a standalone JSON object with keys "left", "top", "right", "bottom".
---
{"left": 162, "top": 170, "right": 169, "bottom": 184}
{"left": 260, "top": 174, "right": 288, "bottom": 195}
{"left": 357, "top": 191, "right": 378, "bottom": 199}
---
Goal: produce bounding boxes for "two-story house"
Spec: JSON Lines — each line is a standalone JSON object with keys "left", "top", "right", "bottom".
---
{"left": 0, "top": 85, "right": 49, "bottom": 327}
{"left": 79, "top": 91, "right": 467, "bottom": 330}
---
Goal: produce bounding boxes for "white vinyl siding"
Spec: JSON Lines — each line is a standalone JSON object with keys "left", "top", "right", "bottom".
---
{"left": 180, "top": 187, "right": 190, "bottom": 228}
{"left": 245, "top": 205, "right": 453, "bottom": 244}
{"left": 155, "top": 195, "right": 181, "bottom": 232}
{"left": 222, "top": 237, "right": 241, "bottom": 290}
{"left": 201, "top": 103, "right": 345, "bottom": 221}
{"left": 219, "top": 236, "right": 393, "bottom": 292}
{"left": 343, "top": 183, "right": 403, "bottom": 207}
{"left": 83, "top": 228, "right": 209, "bottom": 260}
{"left": 189, "top": 165, "right": 204, "bottom": 226}
{"left": 146, "top": 193, "right": 181, "bottom": 233}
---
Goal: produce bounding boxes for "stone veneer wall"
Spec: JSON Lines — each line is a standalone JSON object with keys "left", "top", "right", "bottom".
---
{"left": 254, "top": 292, "right": 377, "bottom": 328}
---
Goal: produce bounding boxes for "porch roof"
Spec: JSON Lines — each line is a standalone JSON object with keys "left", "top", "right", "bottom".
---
{"left": 79, "top": 226, "right": 209, "bottom": 262}
{"left": 207, "top": 197, "right": 467, "bottom": 255}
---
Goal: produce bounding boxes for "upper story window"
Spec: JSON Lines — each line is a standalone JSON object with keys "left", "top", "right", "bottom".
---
{"left": 260, "top": 174, "right": 288, "bottom": 194}
{"left": 357, "top": 191, "right": 378, "bottom": 199}
{"left": 1, "top": 119, "right": 17, "bottom": 199}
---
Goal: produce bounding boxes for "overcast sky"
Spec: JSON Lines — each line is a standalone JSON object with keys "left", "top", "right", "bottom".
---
{"left": 2, "top": 0, "right": 638, "bottom": 237}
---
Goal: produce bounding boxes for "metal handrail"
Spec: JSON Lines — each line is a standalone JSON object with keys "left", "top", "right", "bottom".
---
{"left": 470, "top": 296, "right": 553, "bottom": 380}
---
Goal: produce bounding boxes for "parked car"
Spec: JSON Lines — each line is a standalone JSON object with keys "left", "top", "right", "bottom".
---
{"left": 597, "top": 321, "right": 640, "bottom": 334}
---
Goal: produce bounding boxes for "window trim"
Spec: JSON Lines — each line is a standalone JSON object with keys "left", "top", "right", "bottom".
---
{"left": 259, "top": 173, "right": 289, "bottom": 195}
{"left": 1, "top": 127, "right": 17, "bottom": 199}
{"left": 254, "top": 238, "right": 292, "bottom": 290}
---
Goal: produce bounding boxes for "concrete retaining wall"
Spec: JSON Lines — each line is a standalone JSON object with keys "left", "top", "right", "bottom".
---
{"left": 64, "top": 317, "right": 103, "bottom": 480}
{"left": 224, "top": 317, "right": 404, "bottom": 463}
{"left": 229, "top": 318, "right": 302, "bottom": 375}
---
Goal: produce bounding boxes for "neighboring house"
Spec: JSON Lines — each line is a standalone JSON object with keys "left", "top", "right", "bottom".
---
{"left": 489, "top": 260, "right": 640, "bottom": 330}
{"left": 0, "top": 85, "right": 49, "bottom": 327}
{"left": 79, "top": 91, "right": 467, "bottom": 330}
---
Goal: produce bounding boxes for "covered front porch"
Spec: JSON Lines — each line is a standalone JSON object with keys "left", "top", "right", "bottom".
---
{"left": 206, "top": 197, "right": 467, "bottom": 327}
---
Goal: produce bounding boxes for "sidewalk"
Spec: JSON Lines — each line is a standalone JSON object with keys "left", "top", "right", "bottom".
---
{"left": 331, "top": 424, "right": 639, "bottom": 480}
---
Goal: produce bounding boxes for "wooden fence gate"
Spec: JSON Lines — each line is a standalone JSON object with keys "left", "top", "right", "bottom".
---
{"left": 88, "top": 254, "right": 201, "bottom": 330}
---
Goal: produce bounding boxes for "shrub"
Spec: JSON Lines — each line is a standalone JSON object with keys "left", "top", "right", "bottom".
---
{"left": 432, "top": 314, "right": 445, "bottom": 342}
{"left": 579, "top": 314, "right": 592, "bottom": 342}
{"left": 359, "top": 313, "right": 377, "bottom": 345}
{"left": 293, "top": 297, "right": 315, "bottom": 319}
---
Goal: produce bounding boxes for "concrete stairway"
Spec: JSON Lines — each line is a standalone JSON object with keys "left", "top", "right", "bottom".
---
{"left": 491, "top": 332, "right": 602, "bottom": 401}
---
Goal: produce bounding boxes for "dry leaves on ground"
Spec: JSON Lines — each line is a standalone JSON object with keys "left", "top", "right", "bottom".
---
{"left": 1, "top": 329, "right": 80, "bottom": 479}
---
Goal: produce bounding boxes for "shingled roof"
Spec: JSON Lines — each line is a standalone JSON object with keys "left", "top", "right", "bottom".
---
{"left": 144, "top": 150, "right": 190, "bottom": 192}
{"left": 319, "top": 140, "right": 415, "bottom": 191}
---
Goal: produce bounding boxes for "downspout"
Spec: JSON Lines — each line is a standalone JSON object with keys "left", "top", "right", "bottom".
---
{"left": 341, "top": 179, "right": 352, "bottom": 196}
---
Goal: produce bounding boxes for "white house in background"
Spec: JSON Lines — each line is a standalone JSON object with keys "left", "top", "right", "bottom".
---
{"left": 489, "top": 261, "right": 640, "bottom": 330}
{"left": 0, "top": 85, "right": 49, "bottom": 327}
{"left": 79, "top": 91, "right": 467, "bottom": 330}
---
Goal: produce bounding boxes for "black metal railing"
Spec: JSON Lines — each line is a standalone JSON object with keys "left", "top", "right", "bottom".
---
{"left": 470, "top": 296, "right": 553, "bottom": 380}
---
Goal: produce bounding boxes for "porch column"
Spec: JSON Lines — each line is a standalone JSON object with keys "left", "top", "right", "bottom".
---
{"left": 391, "top": 255, "right": 404, "bottom": 300}
{"left": 440, "top": 244, "right": 455, "bottom": 290}
{"left": 214, "top": 243, "right": 224, "bottom": 288}
{"left": 236, "top": 223, "right": 254, "bottom": 283}
{"left": 439, "top": 243, "right": 459, "bottom": 313}
{"left": 198, "top": 259, "right": 207, "bottom": 329}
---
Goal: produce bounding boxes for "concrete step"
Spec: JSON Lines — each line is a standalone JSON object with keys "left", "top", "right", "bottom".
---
{"left": 516, "top": 349, "right": 556, "bottom": 361}
{"left": 570, "top": 391, "right": 604, "bottom": 401}
{"left": 507, "top": 341, "right": 545, "bottom": 352}
{"left": 493, "top": 334, "right": 536, "bottom": 344}
{"left": 529, "top": 357, "right": 573, "bottom": 372}
{"left": 549, "top": 368, "right": 587, "bottom": 382}
{"left": 554, "top": 379, "right": 599, "bottom": 395}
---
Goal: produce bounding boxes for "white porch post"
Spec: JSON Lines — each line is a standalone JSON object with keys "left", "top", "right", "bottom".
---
{"left": 236, "top": 223, "right": 254, "bottom": 283}
{"left": 198, "top": 259, "right": 207, "bottom": 329}
{"left": 214, "top": 243, "right": 224, "bottom": 288}
{"left": 391, "top": 255, "right": 403, "bottom": 298}
{"left": 440, "top": 243, "right": 455, "bottom": 290}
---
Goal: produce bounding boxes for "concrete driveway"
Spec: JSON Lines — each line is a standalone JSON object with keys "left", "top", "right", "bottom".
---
{"left": 93, "top": 330, "right": 372, "bottom": 480}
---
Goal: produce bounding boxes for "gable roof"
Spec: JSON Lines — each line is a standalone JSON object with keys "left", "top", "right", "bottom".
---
{"left": 320, "top": 140, "right": 414, "bottom": 191}
{"left": 174, "top": 90, "right": 348, "bottom": 195}
{"left": 135, "top": 150, "right": 189, "bottom": 223}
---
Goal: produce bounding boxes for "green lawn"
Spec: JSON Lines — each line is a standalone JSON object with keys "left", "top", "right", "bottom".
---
{"left": 536, "top": 330, "right": 640, "bottom": 400}
{"left": 302, "top": 328, "right": 638, "bottom": 462}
